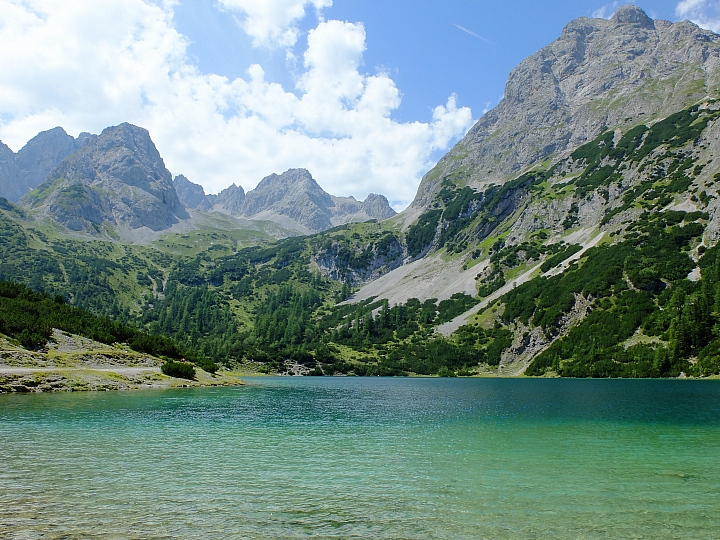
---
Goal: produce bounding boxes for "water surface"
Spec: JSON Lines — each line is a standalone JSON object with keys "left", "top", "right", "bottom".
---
{"left": 1, "top": 378, "right": 719, "bottom": 539}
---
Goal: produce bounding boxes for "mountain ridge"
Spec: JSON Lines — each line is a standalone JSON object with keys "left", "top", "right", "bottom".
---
{"left": 2, "top": 5, "right": 720, "bottom": 379}
{"left": 412, "top": 4, "right": 720, "bottom": 210}
{"left": 5, "top": 123, "right": 395, "bottom": 240}
{"left": 20, "top": 123, "right": 188, "bottom": 234}
{"left": 175, "top": 168, "right": 396, "bottom": 234}
{"left": 0, "top": 127, "right": 88, "bottom": 203}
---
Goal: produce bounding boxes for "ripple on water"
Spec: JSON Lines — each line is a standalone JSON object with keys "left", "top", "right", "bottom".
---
{"left": 1, "top": 378, "right": 720, "bottom": 539}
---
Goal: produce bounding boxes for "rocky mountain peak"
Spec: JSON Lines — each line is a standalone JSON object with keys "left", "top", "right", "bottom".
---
{"left": 190, "top": 167, "right": 395, "bottom": 234}
{"left": 174, "top": 174, "right": 212, "bottom": 211}
{"left": 243, "top": 168, "right": 332, "bottom": 217}
{"left": 83, "top": 123, "right": 170, "bottom": 193}
{"left": 212, "top": 183, "right": 246, "bottom": 215}
{"left": 15, "top": 127, "right": 81, "bottom": 189}
{"left": 236, "top": 168, "right": 334, "bottom": 232}
{"left": 361, "top": 193, "right": 395, "bottom": 217}
{"left": 0, "top": 127, "right": 88, "bottom": 203}
{"left": 0, "top": 142, "right": 25, "bottom": 203}
{"left": 21, "top": 122, "right": 187, "bottom": 234}
{"left": 412, "top": 5, "right": 720, "bottom": 209}
{"left": 611, "top": 5, "right": 654, "bottom": 28}
{"left": 173, "top": 166, "right": 395, "bottom": 233}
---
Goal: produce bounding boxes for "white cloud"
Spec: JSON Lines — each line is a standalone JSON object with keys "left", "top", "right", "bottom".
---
{"left": 218, "top": 0, "right": 332, "bottom": 48}
{"left": 0, "top": 0, "right": 474, "bottom": 210}
{"left": 592, "top": 2, "right": 619, "bottom": 19}
{"left": 676, "top": 0, "right": 720, "bottom": 32}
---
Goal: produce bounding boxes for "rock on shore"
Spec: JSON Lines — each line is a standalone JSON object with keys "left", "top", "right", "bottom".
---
{"left": 0, "top": 329, "right": 243, "bottom": 393}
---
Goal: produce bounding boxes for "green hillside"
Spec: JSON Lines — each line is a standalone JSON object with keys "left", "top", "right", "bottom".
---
{"left": 2, "top": 101, "right": 720, "bottom": 377}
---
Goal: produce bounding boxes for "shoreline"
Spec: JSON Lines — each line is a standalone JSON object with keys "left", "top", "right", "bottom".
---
{"left": 0, "top": 366, "right": 246, "bottom": 393}
{"left": 0, "top": 330, "right": 245, "bottom": 393}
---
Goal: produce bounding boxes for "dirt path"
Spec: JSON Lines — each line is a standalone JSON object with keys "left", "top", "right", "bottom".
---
{"left": 0, "top": 367, "right": 159, "bottom": 375}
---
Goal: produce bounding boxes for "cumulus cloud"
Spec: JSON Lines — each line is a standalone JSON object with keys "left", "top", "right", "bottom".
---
{"left": 218, "top": 0, "right": 332, "bottom": 48}
{"left": 0, "top": 0, "right": 473, "bottom": 210}
{"left": 592, "top": 2, "right": 619, "bottom": 19}
{"left": 676, "top": 0, "right": 720, "bottom": 32}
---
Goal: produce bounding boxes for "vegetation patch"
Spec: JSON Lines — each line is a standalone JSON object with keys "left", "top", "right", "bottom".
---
{"left": 161, "top": 360, "right": 196, "bottom": 380}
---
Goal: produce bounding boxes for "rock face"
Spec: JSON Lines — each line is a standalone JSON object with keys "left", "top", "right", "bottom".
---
{"left": 0, "top": 127, "right": 88, "bottom": 202}
{"left": 233, "top": 169, "right": 395, "bottom": 233}
{"left": 0, "top": 142, "right": 27, "bottom": 203}
{"left": 20, "top": 123, "right": 187, "bottom": 233}
{"left": 238, "top": 169, "right": 335, "bottom": 232}
{"left": 211, "top": 183, "right": 246, "bottom": 215}
{"left": 15, "top": 128, "right": 88, "bottom": 190}
{"left": 177, "top": 167, "right": 395, "bottom": 234}
{"left": 412, "top": 5, "right": 720, "bottom": 208}
{"left": 331, "top": 193, "right": 398, "bottom": 226}
{"left": 173, "top": 174, "right": 213, "bottom": 211}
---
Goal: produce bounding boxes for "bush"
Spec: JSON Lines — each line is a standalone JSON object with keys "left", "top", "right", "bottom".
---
{"left": 161, "top": 360, "right": 196, "bottom": 380}
{"left": 437, "top": 366, "right": 457, "bottom": 377}
{"left": 17, "top": 329, "right": 48, "bottom": 350}
{"left": 194, "top": 358, "right": 218, "bottom": 374}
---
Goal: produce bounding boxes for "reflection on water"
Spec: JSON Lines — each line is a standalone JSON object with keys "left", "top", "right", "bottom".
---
{"left": 1, "top": 378, "right": 719, "bottom": 539}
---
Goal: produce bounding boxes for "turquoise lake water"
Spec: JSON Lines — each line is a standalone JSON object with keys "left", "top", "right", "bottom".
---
{"left": 1, "top": 377, "right": 719, "bottom": 539}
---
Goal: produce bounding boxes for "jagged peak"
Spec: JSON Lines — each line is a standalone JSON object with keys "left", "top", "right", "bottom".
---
{"left": 17, "top": 126, "right": 75, "bottom": 152}
{"left": 255, "top": 168, "right": 316, "bottom": 189}
{"left": 98, "top": 122, "right": 152, "bottom": 146}
{"left": 218, "top": 183, "right": 245, "bottom": 196}
{"left": 363, "top": 193, "right": 390, "bottom": 204}
{"left": 610, "top": 5, "right": 654, "bottom": 28}
{"left": 35, "top": 126, "right": 69, "bottom": 137}
{"left": 561, "top": 4, "right": 654, "bottom": 37}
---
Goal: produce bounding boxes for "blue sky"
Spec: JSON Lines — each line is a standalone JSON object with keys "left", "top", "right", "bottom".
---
{"left": 174, "top": 0, "right": 693, "bottom": 125}
{"left": 0, "top": 0, "right": 717, "bottom": 209}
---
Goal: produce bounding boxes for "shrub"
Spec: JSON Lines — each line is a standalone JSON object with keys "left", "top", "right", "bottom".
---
{"left": 195, "top": 358, "right": 218, "bottom": 374}
{"left": 161, "top": 360, "right": 196, "bottom": 380}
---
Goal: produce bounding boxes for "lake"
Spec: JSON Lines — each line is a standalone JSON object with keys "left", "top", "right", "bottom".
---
{"left": 1, "top": 377, "right": 719, "bottom": 539}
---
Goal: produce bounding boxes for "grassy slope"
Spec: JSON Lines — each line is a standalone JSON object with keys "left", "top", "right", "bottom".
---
{"left": 2, "top": 101, "right": 720, "bottom": 377}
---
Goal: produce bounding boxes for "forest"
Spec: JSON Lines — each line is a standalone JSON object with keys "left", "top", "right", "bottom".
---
{"left": 2, "top": 103, "right": 720, "bottom": 377}
{"left": 0, "top": 280, "right": 213, "bottom": 372}
{"left": 4, "top": 204, "right": 719, "bottom": 378}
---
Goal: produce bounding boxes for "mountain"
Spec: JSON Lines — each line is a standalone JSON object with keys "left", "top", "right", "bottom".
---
{"left": 15, "top": 127, "right": 91, "bottom": 190}
{"left": 312, "top": 5, "right": 720, "bottom": 377}
{"left": 173, "top": 174, "right": 248, "bottom": 214}
{"left": 3, "top": 5, "right": 720, "bottom": 379}
{"left": 176, "top": 168, "right": 396, "bottom": 234}
{"left": 173, "top": 174, "right": 214, "bottom": 211}
{"left": 412, "top": 5, "right": 720, "bottom": 209}
{"left": 211, "top": 183, "right": 247, "bottom": 215}
{"left": 0, "top": 127, "right": 88, "bottom": 203}
{"left": 20, "top": 123, "right": 188, "bottom": 234}
{"left": 240, "top": 168, "right": 396, "bottom": 233}
{"left": 0, "top": 142, "right": 26, "bottom": 203}
{"left": 9, "top": 125, "right": 395, "bottom": 240}
{"left": 352, "top": 5, "right": 720, "bottom": 302}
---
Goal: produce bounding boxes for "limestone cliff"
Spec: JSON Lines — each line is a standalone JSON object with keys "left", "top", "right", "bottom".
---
{"left": 173, "top": 174, "right": 214, "bottom": 211}
{"left": 412, "top": 5, "right": 720, "bottom": 209}
{"left": 20, "top": 123, "right": 188, "bottom": 234}
{"left": 0, "top": 142, "right": 26, "bottom": 203}
{"left": 175, "top": 168, "right": 396, "bottom": 234}
{"left": 0, "top": 127, "right": 88, "bottom": 203}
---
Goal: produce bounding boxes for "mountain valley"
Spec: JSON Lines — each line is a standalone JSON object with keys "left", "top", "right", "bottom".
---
{"left": 2, "top": 5, "right": 720, "bottom": 382}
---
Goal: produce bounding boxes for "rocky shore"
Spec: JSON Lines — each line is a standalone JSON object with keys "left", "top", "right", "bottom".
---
{"left": 0, "top": 330, "right": 244, "bottom": 393}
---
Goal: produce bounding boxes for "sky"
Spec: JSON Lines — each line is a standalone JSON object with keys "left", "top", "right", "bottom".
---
{"left": 1, "top": 0, "right": 719, "bottom": 210}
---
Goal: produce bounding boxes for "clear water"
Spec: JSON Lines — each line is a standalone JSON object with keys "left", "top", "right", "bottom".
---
{"left": 1, "top": 378, "right": 719, "bottom": 539}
